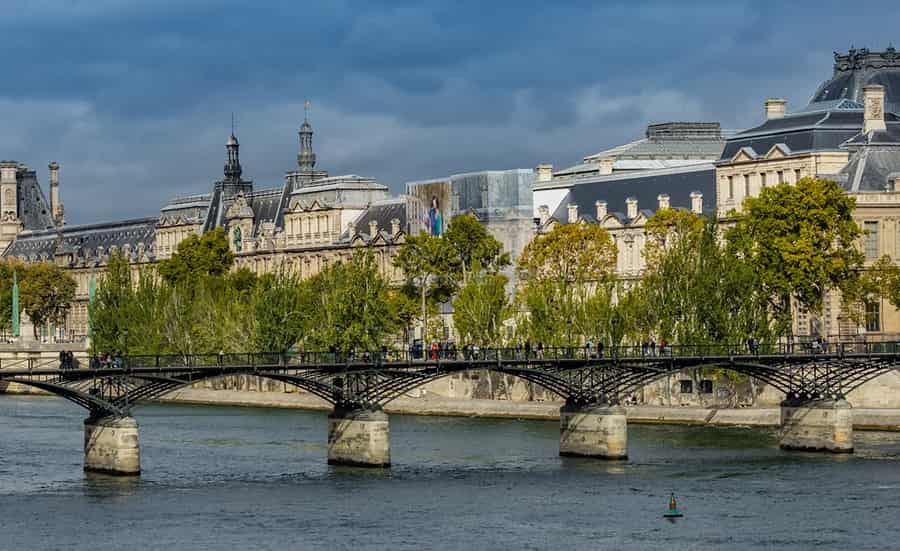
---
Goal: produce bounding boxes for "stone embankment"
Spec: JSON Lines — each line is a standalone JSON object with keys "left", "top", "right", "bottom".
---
{"left": 155, "top": 387, "right": 900, "bottom": 431}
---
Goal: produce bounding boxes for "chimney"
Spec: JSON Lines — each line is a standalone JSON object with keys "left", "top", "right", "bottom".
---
{"left": 864, "top": 84, "right": 887, "bottom": 133}
{"left": 369, "top": 219, "right": 379, "bottom": 238}
{"left": 0, "top": 161, "right": 17, "bottom": 216}
{"left": 48, "top": 161, "right": 62, "bottom": 225}
{"left": 626, "top": 197, "right": 638, "bottom": 219}
{"left": 347, "top": 220, "right": 356, "bottom": 237}
{"left": 390, "top": 218, "right": 401, "bottom": 236}
{"left": 765, "top": 98, "right": 786, "bottom": 120}
{"left": 567, "top": 203, "right": 578, "bottom": 223}
{"left": 535, "top": 163, "right": 553, "bottom": 183}
{"left": 538, "top": 205, "right": 550, "bottom": 226}
{"left": 595, "top": 200, "right": 607, "bottom": 220}
{"left": 657, "top": 194, "right": 670, "bottom": 210}
{"left": 598, "top": 158, "right": 614, "bottom": 175}
{"left": 690, "top": 191, "right": 703, "bottom": 214}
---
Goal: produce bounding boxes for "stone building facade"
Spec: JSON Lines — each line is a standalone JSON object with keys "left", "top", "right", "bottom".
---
{"left": 715, "top": 48, "right": 900, "bottom": 340}
{"left": 2, "top": 115, "right": 409, "bottom": 338}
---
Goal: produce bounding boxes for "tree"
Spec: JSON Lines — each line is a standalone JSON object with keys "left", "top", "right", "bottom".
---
{"left": 158, "top": 227, "right": 234, "bottom": 286}
{"left": 516, "top": 222, "right": 618, "bottom": 346}
{"left": 726, "top": 178, "right": 863, "bottom": 329}
{"left": 253, "top": 269, "right": 309, "bottom": 353}
{"left": 306, "top": 251, "right": 396, "bottom": 352}
{"left": 452, "top": 271, "right": 510, "bottom": 346}
{"left": 19, "top": 262, "right": 76, "bottom": 338}
{"left": 88, "top": 252, "right": 134, "bottom": 353}
{"left": 393, "top": 232, "right": 459, "bottom": 340}
{"left": 443, "top": 213, "right": 510, "bottom": 284}
{"left": 636, "top": 212, "right": 776, "bottom": 346}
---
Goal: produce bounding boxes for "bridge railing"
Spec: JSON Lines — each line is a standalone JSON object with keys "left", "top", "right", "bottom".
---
{"left": 35, "top": 340, "right": 900, "bottom": 372}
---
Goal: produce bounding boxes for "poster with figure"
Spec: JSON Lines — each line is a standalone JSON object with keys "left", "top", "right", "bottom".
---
{"left": 407, "top": 179, "right": 450, "bottom": 236}
{"left": 428, "top": 195, "right": 443, "bottom": 236}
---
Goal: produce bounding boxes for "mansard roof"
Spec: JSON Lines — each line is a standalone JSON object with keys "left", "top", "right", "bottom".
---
{"left": 717, "top": 109, "right": 900, "bottom": 161}
{"left": 342, "top": 198, "right": 407, "bottom": 244}
{"left": 2, "top": 217, "right": 157, "bottom": 265}
{"left": 549, "top": 164, "right": 715, "bottom": 224}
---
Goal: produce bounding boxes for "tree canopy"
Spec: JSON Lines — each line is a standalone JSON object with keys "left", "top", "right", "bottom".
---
{"left": 726, "top": 178, "right": 863, "bottom": 325}
{"left": 158, "top": 228, "right": 235, "bottom": 285}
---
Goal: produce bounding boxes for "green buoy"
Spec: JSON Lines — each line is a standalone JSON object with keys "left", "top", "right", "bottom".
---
{"left": 663, "top": 493, "right": 683, "bottom": 518}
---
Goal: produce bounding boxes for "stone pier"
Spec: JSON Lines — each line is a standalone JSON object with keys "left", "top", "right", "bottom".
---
{"left": 559, "top": 403, "right": 627, "bottom": 459}
{"left": 327, "top": 407, "right": 390, "bottom": 467}
{"left": 83, "top": 415, "right": 141, "bottom": 475}
{"left": 779, "top": 398, "right": 853, "bottom": 453}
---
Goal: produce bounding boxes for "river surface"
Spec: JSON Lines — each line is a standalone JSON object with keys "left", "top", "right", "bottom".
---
{"left": 2, "top": 396, "right": 900, "bottom": 550}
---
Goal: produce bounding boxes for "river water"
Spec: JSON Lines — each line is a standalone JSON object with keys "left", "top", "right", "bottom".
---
{"left": 2, "top": 396, "right": 900, "bottom": 550}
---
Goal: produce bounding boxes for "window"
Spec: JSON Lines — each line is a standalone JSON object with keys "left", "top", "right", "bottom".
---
{"left": 794, "top": 169, "right": 802, "bottom": 182}
{"left": 744, "top": 174, "right": 750, "bottom": 197}
{"left": 777, "top": 170, "right": 784, "bottom": 185}
{"left": 679, "top": 380, "right": 693, "bottom": 394}
{"left": 864, "top": 221, "right": 879, "bottom": 260}
{"left": 727, "top": 176, "right": 734, "bottom": 199}
{"left": 760, "top": 172, "right": 767, "bottom": 189}
{"left": 699, "top": 380, "right": 713, "bottom": 394}
{"left": 865, "top": 300, "right": 881, "bottom": 332}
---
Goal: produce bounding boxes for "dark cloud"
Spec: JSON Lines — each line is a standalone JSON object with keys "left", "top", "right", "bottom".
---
{"left": 2, "top": 0, "right": 900, "bottom": 224}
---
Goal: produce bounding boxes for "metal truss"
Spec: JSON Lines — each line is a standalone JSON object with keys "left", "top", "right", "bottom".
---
{"left": 2, "top": 349, "right": 900, "bottom": 415}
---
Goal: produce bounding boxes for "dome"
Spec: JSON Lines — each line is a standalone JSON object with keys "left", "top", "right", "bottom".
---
{"left": 226, "top": 133, "right": 239, "bottom": 146}
{"left": 810, "top": 47, "right": 900, "bottom": 115}
{"left": 300, "top": 120, "right": 312, "bottom": 132}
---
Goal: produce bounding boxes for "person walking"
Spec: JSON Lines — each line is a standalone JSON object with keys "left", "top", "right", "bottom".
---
{"left": 597, "top": 341, "right": 604, "bottom": 359}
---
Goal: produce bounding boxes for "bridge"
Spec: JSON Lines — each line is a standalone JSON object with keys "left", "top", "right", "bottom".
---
{"left": 2, "top": 342, "right": 899, "bottom": 474}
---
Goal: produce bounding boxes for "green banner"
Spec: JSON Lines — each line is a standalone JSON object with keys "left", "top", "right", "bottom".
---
{"left": 11, "top": 270, "right": 19, "bottom": 338}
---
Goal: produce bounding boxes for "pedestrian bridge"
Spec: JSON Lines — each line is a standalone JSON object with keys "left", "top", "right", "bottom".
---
{"left": 1, "top": 343, "right": 898, "bottom": 474}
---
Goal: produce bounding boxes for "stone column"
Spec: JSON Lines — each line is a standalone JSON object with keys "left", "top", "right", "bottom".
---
{"left": 779, "top": 398, "right": 853, "bottom": 453}
{"left": 84, "top": 415, "right": 141, "bottom": 475}
{"left": 559, "top": 403, "right": 627, "bottom": 459}
{"left": 327, "top": 407, "right": 390, "bottom": 467}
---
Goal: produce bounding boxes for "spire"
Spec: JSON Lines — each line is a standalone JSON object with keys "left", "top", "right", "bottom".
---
{"left": 224, "top": 114, "right": 242, "bottom": 183}
{"left": 297, "top": 100, "right": 316, "bottom": 171}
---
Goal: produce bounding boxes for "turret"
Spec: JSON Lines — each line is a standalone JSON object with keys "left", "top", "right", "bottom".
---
{"left": 297, "top": 100, "right": 317, "bottom": 171}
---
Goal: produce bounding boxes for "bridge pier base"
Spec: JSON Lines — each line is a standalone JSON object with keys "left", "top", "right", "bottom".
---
{"left": 327, "top": 407, "right": 390, "bottom": 467}
{"left": 779, "top": 399, "right": 853, "bottom": 453}
{"left": 559, "top": 403, "right": 627, "bottom": 459}
{"left": 83, "top": 415, "right": 141, "bottom": 475}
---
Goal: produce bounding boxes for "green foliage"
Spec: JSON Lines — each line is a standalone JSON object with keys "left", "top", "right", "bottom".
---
{"left": 19, "top": 262, "right": 76, "bottom": 338}
{"left": 452, "top": 271, "right": 510, "bottom": 346}
{"left": 632, "top": 213, "right": 778, "bottom": 345}
{"left": 515, "top": 222, "right": 618, "bottom": 346}
{"left": 443, "top": 213, "right": 510, "bottom": 283}
{"left": 305, "top": 250, "right": 396, "bottom": 352}
{"left": 253, "top": 269, "right": 309, "bottom": 353}
{"left": 158, "top": 228, "right": 235, "bottom": 285}
{"left": 393, "top": 231, "right": 459, "bottom": 338}
{"left": 726, "top": 178, "right": 863, "bottom": 324}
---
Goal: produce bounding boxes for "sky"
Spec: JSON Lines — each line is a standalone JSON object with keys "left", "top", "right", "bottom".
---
{"left": 3, "top": 0, "right": 900, "bottom": 224}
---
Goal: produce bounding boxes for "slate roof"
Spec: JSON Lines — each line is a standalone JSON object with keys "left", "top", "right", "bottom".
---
{"left": 836, "top": 121, "right": 900, "bottom": 192}
{"left": 14, "top": 167, "right": 56, "bottom": 232}
{"left": 811, "top": 47, "right": 900, "bottom": 115}
{"left": 549, "top": 164, "right": 715, "bottom": 224}
{"left": 342, "top": 198, "right": 407, "bottom": 242}
{"left": 717, "top": 109, "right": 900, "bottom": 161}
{"left": 3, "top": 217, "right": 157, "bottom": 264}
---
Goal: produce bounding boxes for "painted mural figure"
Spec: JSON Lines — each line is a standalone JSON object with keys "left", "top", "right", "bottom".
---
{"left": 428, "top": 195, "right": 443, "bottom": 236}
